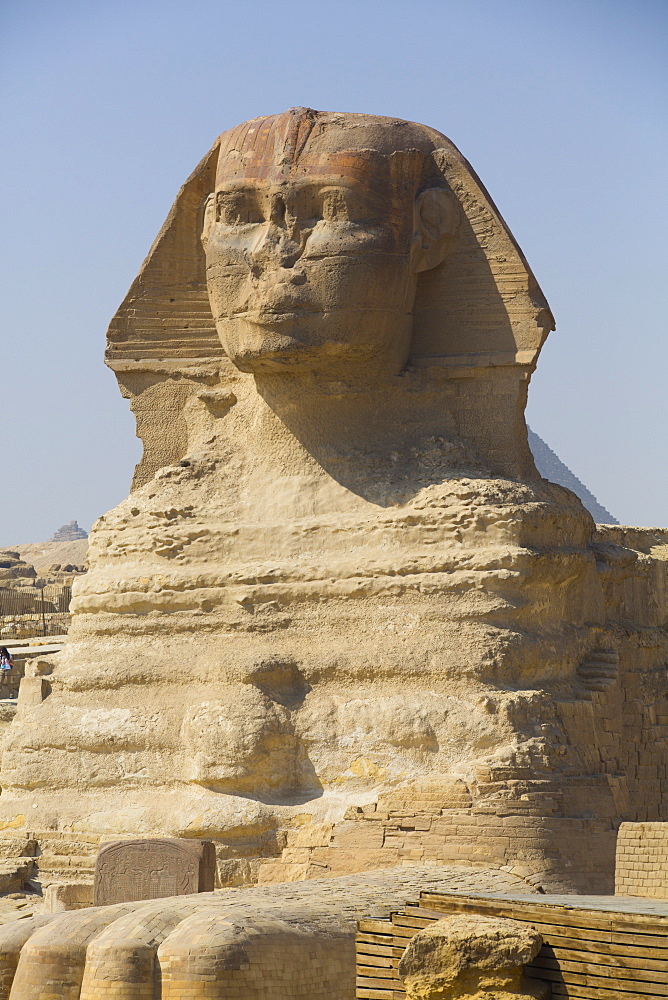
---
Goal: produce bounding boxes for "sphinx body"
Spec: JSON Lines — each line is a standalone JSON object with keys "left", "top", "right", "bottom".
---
{"left": 1, "top": 110, "right": 666, "bottom": 893}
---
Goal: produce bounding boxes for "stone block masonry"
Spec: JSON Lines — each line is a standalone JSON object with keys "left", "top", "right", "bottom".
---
{"left": 616, "top": 821, "right": 668, "bottom": 898}
{"left": 0, "top": 865, "right": 534, "bottom": 1000}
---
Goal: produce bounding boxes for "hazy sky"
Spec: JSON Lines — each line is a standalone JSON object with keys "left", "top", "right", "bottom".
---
{"left": 1, "top": 0, "right": 666, "bottom": 543}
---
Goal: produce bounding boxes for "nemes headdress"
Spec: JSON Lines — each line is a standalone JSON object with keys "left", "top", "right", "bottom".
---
{"left": 105, "top": 109, "right": 553, "bottom": 486}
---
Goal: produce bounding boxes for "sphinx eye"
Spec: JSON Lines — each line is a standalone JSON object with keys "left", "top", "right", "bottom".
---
{"left": 215, "top": 192, "right": 263, "bottom": 226}
{"left": 321, "top": 188, "right": 350, "bottom": 223}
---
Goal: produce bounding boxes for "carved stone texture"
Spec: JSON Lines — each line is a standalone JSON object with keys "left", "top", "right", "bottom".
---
{"left": 93, "top": 838, "right": 215, "bottom": 906}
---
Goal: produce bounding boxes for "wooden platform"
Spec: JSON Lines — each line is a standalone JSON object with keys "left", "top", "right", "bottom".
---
{"left": 356, "top": 891, "right": 668, "bottom": 999}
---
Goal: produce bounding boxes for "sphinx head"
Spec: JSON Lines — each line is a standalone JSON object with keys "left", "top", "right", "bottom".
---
{"left": 107, "top": 108, "right": 553, "bottom": 484}
{"left": 201, "top": 108, "right": 461, "bottom": 379}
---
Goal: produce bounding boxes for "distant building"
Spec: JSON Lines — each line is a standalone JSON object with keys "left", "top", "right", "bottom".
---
{"left": 528, "top": 429, "right": 618, "bottom": 524}
{"left": 49, "top": 520, "right": 88, "bottom": 542}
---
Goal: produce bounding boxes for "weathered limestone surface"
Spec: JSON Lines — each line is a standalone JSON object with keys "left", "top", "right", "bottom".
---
{"left": 398, "top": 914, "right": 546, "bottom": 1000}
{"left": 0, "top": 109, "right": 666, "bottom": 897}
{"left": 0, "top": 865, "right": 532, "bottom": 1000}
{"left": 43, "top": 882, "right": 94, "bottom": 914}
{"left": 0, "top": 555, "right": 36, "bottom": 587}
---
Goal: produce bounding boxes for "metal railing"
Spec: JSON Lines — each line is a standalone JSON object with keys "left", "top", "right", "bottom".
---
{"left": 0, "top": 584, "right": 72, "bottom": 640}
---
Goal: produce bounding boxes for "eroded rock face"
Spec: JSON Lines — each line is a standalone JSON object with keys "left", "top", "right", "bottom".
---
{"left": 399, "top": 914, "right": 547, "bottom": 1000}
{"left": 0, "top": 552, "right": 36, "bottom": 586}
{"left": 1, "top": 109, "right": 667, "bottom": 892}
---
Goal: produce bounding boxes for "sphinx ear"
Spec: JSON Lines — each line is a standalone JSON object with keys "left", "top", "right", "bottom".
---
{"left": 411, "top": 187, "right": 460, "bottom": 274}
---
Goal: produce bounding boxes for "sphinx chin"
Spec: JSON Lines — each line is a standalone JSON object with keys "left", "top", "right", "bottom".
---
{"left": 217, "top": 318, "right": 322, "bottom": 367}
{"left": 222, "top": 335, "right": 303, "bottom": 372}
{"left": 221, "top": 327, "right": 391, "bottom": 378}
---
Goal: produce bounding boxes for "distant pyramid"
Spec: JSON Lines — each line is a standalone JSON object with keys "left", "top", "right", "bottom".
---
{"left": 528, "top": 429, "right": 618, "bottom": 524}
{"left": 50, "top": 520, "right": 88, "bottom": 542}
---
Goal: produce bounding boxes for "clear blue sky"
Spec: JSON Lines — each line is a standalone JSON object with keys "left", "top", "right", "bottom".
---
{"left": 1, "top": 0, "right": 666, "bottom": 543}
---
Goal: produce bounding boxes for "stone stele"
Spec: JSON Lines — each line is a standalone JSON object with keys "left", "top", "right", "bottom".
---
{"left": 93, "top": 838, "right": 216, "bottom": 905}
{"left": 1, "top": 108, "right": 667, "bottom": 895}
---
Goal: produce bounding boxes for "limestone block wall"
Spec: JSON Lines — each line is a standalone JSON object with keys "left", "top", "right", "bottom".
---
{"left": 253, "top": 775, "right": 617, "bottom": 894}
{"left": 615, "top": 822, "right": 668, "bottom": 898}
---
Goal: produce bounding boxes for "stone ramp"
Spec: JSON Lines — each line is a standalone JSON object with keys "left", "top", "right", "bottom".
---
{"left": 0, "top": 865, "right": 531, "bottom": 1000}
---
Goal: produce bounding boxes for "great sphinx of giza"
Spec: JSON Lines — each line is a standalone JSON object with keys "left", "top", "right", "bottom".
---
{"left": 2, "top": 108, "right": 667, "bottom": 894}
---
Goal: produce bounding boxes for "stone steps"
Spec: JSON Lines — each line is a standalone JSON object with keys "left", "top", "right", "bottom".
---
{"left": 36, "top": 854, "right": 96, "bottom": 873}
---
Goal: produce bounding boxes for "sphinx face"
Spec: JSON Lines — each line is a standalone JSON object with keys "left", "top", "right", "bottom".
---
{"left": 202, "top": 118, "right": 432, "bottom": 378}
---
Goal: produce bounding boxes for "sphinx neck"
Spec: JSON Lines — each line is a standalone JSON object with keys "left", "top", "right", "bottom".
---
{"left": 229, "top": 372, "right": 472, "bottom": 516}
{"left": 258, "top": 371, "right": 456, "bottom": 450}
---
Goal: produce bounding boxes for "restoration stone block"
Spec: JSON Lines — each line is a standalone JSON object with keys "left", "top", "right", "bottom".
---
{"left": 616, "top": 822, "right": 668, "bottom": 898}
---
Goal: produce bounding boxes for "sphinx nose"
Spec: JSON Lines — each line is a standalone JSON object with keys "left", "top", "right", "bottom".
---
{"left": 249, "top": 193, "right": 304, "bottom": 271}
{"left": 249, "top": 224, "right": 302, "bottom": 271}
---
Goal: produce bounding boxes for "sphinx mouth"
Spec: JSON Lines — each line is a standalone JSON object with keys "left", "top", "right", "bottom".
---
{"left": 231, "top": 308, "right": 322, "bottom": 326}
